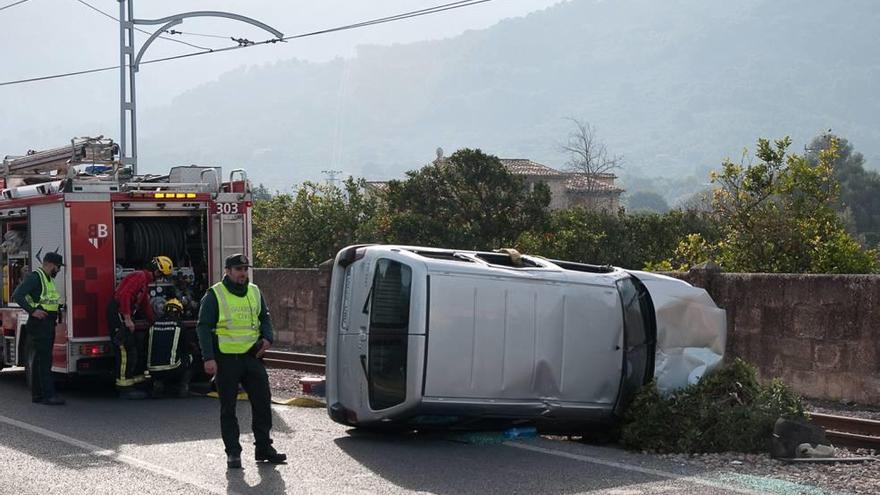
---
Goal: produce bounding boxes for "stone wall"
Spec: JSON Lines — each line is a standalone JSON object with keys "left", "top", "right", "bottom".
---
{"left": 674, "top": 269, "right": 880, "bottom": 405}
{"left": 252, "top": 268, "right": 330, "bottom": 355}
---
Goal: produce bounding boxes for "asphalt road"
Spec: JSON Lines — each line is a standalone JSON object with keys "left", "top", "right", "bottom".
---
{"left": 0, "top": 369, "right": 833, "bottom": 495}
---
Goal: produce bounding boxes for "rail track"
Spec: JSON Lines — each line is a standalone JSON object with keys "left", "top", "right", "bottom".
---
{"left": 810, "top": 412, "right": 880, "bottom": 451}
{"left": 263, "top": 350, "right": 326, "bottom": 374}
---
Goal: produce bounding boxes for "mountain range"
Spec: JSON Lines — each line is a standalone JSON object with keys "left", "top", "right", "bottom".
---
{"left": 131, "top": 0, "right": 880, "bottom": 198}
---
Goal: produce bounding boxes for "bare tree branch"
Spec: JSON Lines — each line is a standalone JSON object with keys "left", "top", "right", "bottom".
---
{"left": 560, "top": 118, "right": 623, "bottom": 208}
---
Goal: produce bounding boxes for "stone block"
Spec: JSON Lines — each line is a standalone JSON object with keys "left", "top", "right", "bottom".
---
{"left": 305, "top": 311, "right": 319, "bottom": 334}
{"left": 740, "top": 306, "right": 763, "bottom": 334}
{"left": 760, "top": 306, "right": 789, "bottom": 338}
{"left": 813, "top": 343, "right": 844, "bottom": 371}
{"left": 857, "top": 376, "right": 880, "bottom": 404}
{"left": 776, "top": 338, "right": 814, "bottom": 371}
{"left": 823, "top": 373, "right": 859, "bottom": 402}
{"left": 789, "top": 370, "right": 827, "bottom": 398}
{"left": 822, "top": 306, "right": 860, "bottom": 340}
{"left": 296, "top": 289, "right": 314, "bottom": 310}
{"left": 791, "top": 304, "right": 826, "bottom": 340}
{"left": 275, "top": 329, "right": 294, "bottom": 345}
{"left": 845, "top": 341, "right": 876, "bottom": 373}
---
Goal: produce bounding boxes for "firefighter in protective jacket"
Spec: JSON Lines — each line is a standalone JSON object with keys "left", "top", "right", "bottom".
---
{"left": 107, "top": 255, "right": 173, "bottom": 399}
{"left": 12, "top": 252, "right": 65, "bottom": 405}
{"left": 146, "top": 298, "right": 193, "bottom": 398}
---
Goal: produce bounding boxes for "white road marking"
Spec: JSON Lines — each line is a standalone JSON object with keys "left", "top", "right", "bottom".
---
{"left": 505, "top": 442, "right": 768, "bottom": 495}
{"left": 0, "top": 413, "right": 238, "bottom": 495}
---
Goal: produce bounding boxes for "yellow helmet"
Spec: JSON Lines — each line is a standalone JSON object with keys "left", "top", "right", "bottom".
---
{"left": 151, "top": 255, "right": 173, "bottom": 276}
{"left": 164, "top": 298, "right": 184, "bottom": 313}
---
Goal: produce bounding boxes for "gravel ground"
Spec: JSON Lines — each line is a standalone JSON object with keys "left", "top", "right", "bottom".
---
{"left": 657, "top": 448, "right": 879, "bottom": 495}
{"left": 267, "top": 368, "right": 323, "bottom": 398}
{"left": 807, "top": 399, "right": 880, "bottom": 421}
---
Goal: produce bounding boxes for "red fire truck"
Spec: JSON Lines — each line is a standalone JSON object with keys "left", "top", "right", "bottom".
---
{"left": 0, "top": 137, "right": 254, "bottom": 385}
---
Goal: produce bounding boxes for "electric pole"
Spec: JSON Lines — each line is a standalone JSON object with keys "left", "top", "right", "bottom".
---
{"left": 117, "top": 1, "right": 283, "bottom": 174}
{"left": 322, "top": 169, "right": 343, "bottom": 187}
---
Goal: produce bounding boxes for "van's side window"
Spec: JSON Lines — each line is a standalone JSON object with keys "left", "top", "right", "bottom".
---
{"left": 368, "top": 259, "right": 411, "bottom": 410}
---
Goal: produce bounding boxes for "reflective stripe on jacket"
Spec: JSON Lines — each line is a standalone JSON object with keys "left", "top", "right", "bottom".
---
{"left": 211, "top": 282, "right": 261, "bottom": 354}
{"left": 147, "top": 320, "right": 183, "bottom": 372}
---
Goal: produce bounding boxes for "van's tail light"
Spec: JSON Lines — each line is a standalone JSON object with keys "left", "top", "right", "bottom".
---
{"left": 79, "top": 344, "right": 108, "bottom": 356}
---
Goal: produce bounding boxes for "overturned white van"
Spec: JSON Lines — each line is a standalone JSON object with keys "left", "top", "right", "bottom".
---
{"left": 325, "top": 245, "right": 726, "bottom": 432}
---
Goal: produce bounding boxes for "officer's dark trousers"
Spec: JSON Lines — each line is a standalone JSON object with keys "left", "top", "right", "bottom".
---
{"left": 25, "top": 314, "right": 57, "bottom": 401}
{"left": 215, "top": 352, "right": 273, "bottom": 456}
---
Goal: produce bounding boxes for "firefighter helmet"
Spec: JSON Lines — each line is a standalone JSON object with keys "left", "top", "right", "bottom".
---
{"left": 151, "top": 256, "right": 173, "bottom": 276}
{"left": 164, "top": 298, "right": 184, "bottom": 314}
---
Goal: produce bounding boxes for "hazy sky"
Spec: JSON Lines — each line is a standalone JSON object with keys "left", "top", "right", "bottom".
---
{"left": 1, "top": 0, "right": 564, "bottom": 154}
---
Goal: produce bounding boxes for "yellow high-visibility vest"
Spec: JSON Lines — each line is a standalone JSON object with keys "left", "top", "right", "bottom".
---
{"left": 211, "top": 282, "right": 261, "bottom": 354}
{"left": 27, "top": 268, "right": 60, "bottom": 312}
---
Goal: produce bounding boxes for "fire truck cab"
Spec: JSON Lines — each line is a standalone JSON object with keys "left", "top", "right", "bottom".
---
{"left": 0, "top": 137, "right": 254, "bottom": 384}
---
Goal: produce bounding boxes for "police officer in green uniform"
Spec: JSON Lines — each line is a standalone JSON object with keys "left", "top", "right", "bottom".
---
{"left": 12, "top": 252, "right": 65, "bottom": 405}
{"left": 196, "top": 254, "right": 286, "bottom": 469}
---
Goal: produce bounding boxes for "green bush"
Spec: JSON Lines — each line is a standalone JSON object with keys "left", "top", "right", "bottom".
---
{"left": 620, "top": 359, "right": 806, "bottom": 453}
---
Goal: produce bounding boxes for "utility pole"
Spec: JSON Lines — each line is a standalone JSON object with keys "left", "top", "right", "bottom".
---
{"left": 322, "top": 169, "right": 343, "bottom": 187}
{"left": 117, "top": 1, "right": 283, "bottom": 175}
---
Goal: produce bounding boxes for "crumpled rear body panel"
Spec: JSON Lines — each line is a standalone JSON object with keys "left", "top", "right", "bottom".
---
{"left": 631, "top": 271, "right": 727, "bottom": 395}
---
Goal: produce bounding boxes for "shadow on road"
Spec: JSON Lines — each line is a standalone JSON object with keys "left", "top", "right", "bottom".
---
{"left": 225, "top": 464, "right": 286, "bottom": 494}
{"left": 0, "top": 368, "right": 295, "bottom": 471}
{"left": 332, "top": 428, "right": 700, "bottom": 495}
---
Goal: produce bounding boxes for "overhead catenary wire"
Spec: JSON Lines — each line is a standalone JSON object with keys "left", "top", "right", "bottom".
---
{"left": 0, "top": 0, "right": 31, "bottom": 12}
{"left": 0, "top": 0, "right": 494, "bottom": 87}
{"left": 73, "top": 0, "right": 213, "bottom": 51}
{"left": 165, "top": 29, "right": 232, "bottom": 40}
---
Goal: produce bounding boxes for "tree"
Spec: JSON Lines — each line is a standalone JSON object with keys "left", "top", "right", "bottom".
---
{"left": 252, "top": 178, "right": 379, "bottom": 267}
{"left": 379, "top": 148, "right": 550, "bottom": 250}
{"left": 626, "top": 191, "right": 670, "bottom": 213}
{"left": 663, "top": 137, "right": 879, "bottom": 273}
{"left": 561, "top": 118, "right": 623, "bottom": 209}
{"left": 516, "top": 208, "right": 718, "bottom": 270}
{"left": 806, "top": 132, "right": 880, "bottom": 247}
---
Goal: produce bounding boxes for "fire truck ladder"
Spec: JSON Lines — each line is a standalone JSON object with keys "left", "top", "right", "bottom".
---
{"left": 219, "top": 214, "right": 246, "bottom": 254}
{"left": 2, "top": 137, "right": 119, "bottom": 177}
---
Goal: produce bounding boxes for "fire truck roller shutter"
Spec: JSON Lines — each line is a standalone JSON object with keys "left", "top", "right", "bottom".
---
{"left": 121, "top": 219, "right": 188, "bottom": 266}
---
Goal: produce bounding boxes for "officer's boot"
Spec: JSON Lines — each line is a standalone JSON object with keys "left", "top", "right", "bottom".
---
{"left": 151, "top": 380, "right": 165, "bottom": 398}
{"left": 176, "top": 368, "right": 192, "bottom": 398}
{"left": 255, "top": 445, "right": 287, "bottom": 464}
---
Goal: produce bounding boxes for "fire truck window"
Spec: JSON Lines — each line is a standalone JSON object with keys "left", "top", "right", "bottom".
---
{"left": 1, "top": 222, "right": 29, "bottom": 304}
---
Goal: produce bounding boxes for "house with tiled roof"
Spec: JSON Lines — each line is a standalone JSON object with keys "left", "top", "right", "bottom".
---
{"left": 497, "top": 158, "right": 623, "bottom": 211}
{"left": 365, "top": 150, "right": 624, "bottom": 211}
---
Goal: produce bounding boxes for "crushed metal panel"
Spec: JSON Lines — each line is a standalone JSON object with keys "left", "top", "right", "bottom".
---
{"left": 630, "top": 271, "right": 727, "bottom": 395}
